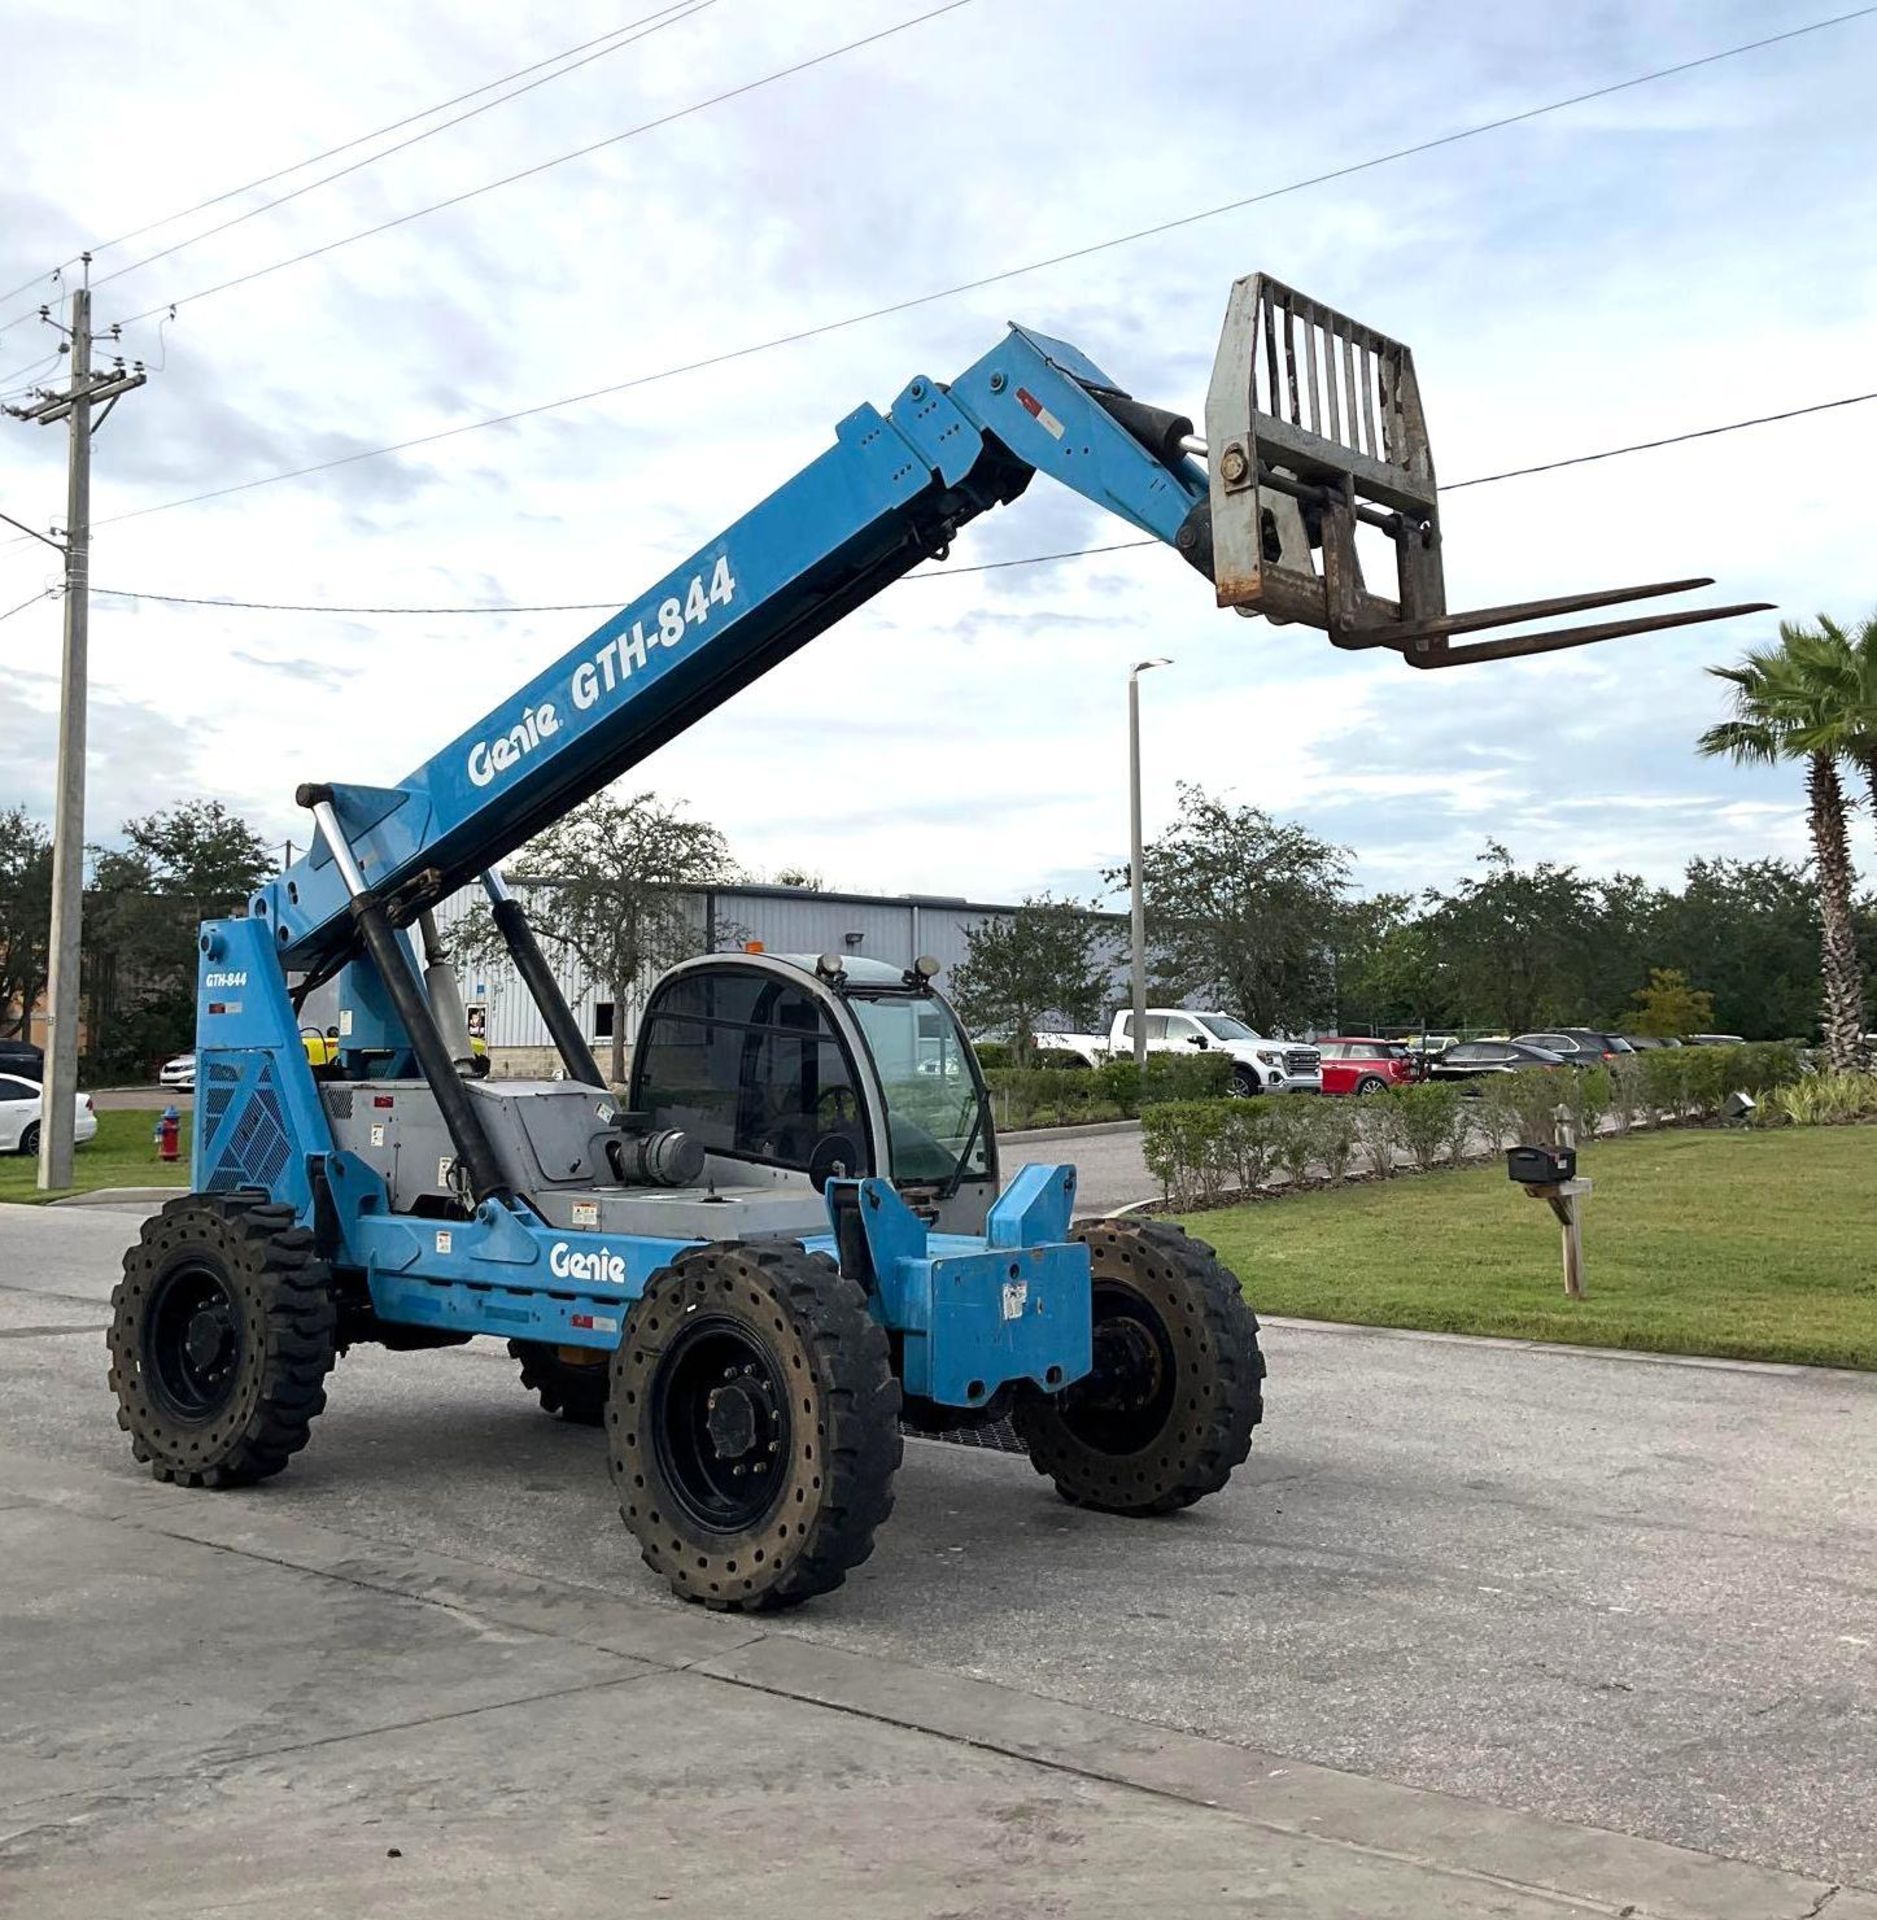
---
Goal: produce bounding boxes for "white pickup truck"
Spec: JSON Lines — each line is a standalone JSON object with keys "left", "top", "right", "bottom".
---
{"left": 1037, "top": 1009, "right": 1321, "bottom": 1096}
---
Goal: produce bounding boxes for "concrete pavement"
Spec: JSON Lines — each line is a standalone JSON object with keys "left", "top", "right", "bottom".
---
{"left": 3, "top": 1201, "right": 1874, "bottom": 1915}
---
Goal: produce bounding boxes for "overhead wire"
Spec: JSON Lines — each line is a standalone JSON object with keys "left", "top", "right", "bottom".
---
{"left": 88, "top": 0, "right": 718, "bottom": 298}
{"left": 108, "top": 0, "right": 981, "bottom": 329}
{"left": 0, "top": 0, "right": 715, "bottom": 312}
{"left": 85, "top": 388, "right": 1877, "bottom": 614}
{"left": 53, "top": 2, "right": 1874, "bottom": 537}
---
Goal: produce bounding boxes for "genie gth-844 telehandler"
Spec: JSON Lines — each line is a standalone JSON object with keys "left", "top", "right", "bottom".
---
{"left": 107, "top": 275, "right": 1767, "bottom": 1609}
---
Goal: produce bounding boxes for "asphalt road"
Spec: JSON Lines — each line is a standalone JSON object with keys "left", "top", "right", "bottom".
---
{"left": 4, "top": 1202, "right": 1874, "bottom": 1912}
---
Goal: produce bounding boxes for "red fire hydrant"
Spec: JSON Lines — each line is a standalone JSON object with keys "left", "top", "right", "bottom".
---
{"left": 154, "top": 1106, "right": 182, "bottom": 1163}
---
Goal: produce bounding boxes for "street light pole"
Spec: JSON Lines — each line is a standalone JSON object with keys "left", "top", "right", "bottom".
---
{"left": 1127, "top": 657, "right": 1171, "bottom": 1068}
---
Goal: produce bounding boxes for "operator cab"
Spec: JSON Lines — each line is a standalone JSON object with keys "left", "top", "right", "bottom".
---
{"left": 628, "top": 951, "right": 999, "bottom": 1233}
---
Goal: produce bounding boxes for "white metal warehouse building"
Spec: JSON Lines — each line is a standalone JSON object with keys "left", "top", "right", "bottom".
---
{"left": 430, "top": 878, "right": 1034, "bottom": 1075}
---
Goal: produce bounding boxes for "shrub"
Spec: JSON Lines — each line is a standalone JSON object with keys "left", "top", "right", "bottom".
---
{"left": 1355, "top": 1093, "right": 1403, "bottom": 1178}
{"left": 1607, "top": 1055, "right": 1644, "bottom": 1132}
{"left": 1306, "top": 1095, "right": 1362, "bottom": 1185}
{"left": 973, "top": 1041, "right": 1013, "bottom": 1071}
{"left": 1498, "top": 1068, "right": 1567, "bottom": 1148}
{"left": 1257, "top": 1094, "right": 1320, "bottom": 1185}
{"left": 1761, "top": 1071, "right": 1877, "bottom": 1127}
{"left": 1094, "top": 1057, "right": 1140, "bottom": 1112}
{"left": 1218, "top": 1099, "right": 1279, "bottom": 1193}
{"left": 1141, "top": 1099, "right": 1232, "bottom": 1207}
{"left": 1681, "top": 1046, "right": 1732, "bottom": 1121}
{"left": 1639, "top": 1047, "right": 1690, "bottom": 1123}
{"left": 1393, "top": 1082, "right": 1465, "bottom": 1173}
{"left": 1568, "top": 1064, "right": 1613, "bottom": 1140}
{"left": 1140, "top": 1052, "right": 1234, "bottom": 1106}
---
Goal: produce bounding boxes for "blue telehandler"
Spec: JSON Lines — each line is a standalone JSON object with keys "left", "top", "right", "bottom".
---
{"left": 106, "top": 276, "right": 1767, "bottom": 1609}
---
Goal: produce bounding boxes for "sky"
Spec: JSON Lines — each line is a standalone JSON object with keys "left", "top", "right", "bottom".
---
{"left": 2, "top": 0, "right": 1874, "bottom": 909}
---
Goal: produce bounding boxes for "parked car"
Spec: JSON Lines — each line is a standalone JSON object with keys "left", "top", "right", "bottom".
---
{"left": 0, "top": 1037, "right": 44, "bottom": 1078}
{"left": 1425, "top": 1039, "right": 1569, "bottom": 1085}
{"left": 0, "top": 1073, "right": 97, "bottom": 1156}
{"left": 1511, "top": 1029, "right": 1636, "bottom": 1067}
{"left": 1686, "top": 1033, "right": 1747, "bottom": 1047}
{"left": 1315, "top": 1037, "right": 1418, "bottom": 1095}
{"left": 158, "top": 1052, "right": 196, "bottom": 1092}
{"left": 1037, "top": 1008, "right": 1321, "bottom": 1095}
{"left": 1622, "top": 1034, "right": 1683, "bottom": 1050}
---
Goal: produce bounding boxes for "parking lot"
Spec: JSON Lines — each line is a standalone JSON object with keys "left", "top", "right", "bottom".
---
{"left": 4, "top": 1201, "right": 1874, "bottom": 1915}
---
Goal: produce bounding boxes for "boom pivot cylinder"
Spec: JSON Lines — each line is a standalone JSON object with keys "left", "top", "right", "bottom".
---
{"left": 481, "top": 870, "right": 606, "bottom": 1088}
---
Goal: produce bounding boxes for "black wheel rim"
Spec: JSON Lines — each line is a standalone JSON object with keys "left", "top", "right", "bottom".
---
{"left": 1059, "top": 1279, "right": 1178, "bottom": 1456}
{"left": 648, "top": 1315, "right": 793, "bottom": 1534}
{"left": 143, "top": 1259, "right": 245, "bottom": 1423}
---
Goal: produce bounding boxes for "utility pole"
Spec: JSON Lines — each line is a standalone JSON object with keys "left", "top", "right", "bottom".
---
{"left": 1126, "top": 657, "right": 1171, "bottom": 1068}
{"left": 5, "top": 261, "right": 146, "bottom": 1189}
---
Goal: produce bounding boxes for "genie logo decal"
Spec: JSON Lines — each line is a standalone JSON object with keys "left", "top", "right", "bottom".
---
{"left": 549, "top": 1240, "right": 627, "bottom": 1286}
{"left": 467, "top": 701, "right": 560, "bottom": 788}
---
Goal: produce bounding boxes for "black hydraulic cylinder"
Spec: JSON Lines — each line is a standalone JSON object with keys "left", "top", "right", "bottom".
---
{"left": 490, "top": 895, "right": 607, "bottom": 1088}
{"left": 348, "top": 895, "right": 512, "bottom": 1204}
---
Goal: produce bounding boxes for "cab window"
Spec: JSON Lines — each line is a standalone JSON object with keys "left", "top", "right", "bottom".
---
{"left": 630, "top": 970, "right": 869, "bottom": 1176}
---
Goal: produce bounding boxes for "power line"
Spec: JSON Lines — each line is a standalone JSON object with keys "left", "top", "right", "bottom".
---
{"left": 0, "top": 586, "right": 60, "bottom": 625}
{"left": 87, "top": 1, "right": 717, "bottom": 300}
{"left": 1441, "top": 390, "right": 1877, "bottom": 489}
{"left": 0, "top": 0, "right": 713, "bottom": 316}
{"left": 66, "top": 4, "right": 1877, "bottom": 535}
{"left": 110, "top": 0, "right": 981, "bottom": 330}
{"left": 85, "top": 386, "right": 1877, "bottom": 614}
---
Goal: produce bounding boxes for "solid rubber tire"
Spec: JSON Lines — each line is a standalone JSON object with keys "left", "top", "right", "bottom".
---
{"left": 108, "top": 1193, "right": 337, "bottom": 1489}
{"left": 509, "top": 1339, "right": 609, "bottom": 1426}
{"left": 1013, "top": 1219, "right": 1262, "bottom": 1515}
{"left": 608, "top": 1242, "right": 901, "bottom": 1611}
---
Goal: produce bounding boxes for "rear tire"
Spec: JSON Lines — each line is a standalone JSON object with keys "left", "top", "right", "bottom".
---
{"left": 509, "top": 1339, "right": 609, "bottom": 1426}
{"left": 1014, "top": 1220, "right": 1262, "bottom": 1515}
{"left": 17, "top": 1121, "right": 38, "bottom": 1158}
{"left": 608, "top": 1242, "right": 901, "bottom": 1611}
{"left": 108, "top": 1193, "right": 337, "bottom": 1489}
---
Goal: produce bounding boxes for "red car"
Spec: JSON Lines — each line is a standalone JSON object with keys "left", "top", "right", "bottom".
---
{"left": 1316, "top": 1037, "right": 1419, "bottom": 1095}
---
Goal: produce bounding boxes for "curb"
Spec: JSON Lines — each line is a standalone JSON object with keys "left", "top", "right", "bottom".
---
{"left": 1000, "top": 1118, "right": 1143, "bottom": 1145}
{"left": 47, "top": 1185, "right": 182, "bottom": 1209}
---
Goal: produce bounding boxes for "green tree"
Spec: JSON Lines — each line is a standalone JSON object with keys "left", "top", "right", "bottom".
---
{"left": 82, "top": 801, "right": 274, "bottom": 1077}
{"left": 1419, "top": 843, "right": 1602, "bottom": 1035}
{"left": 1699, "top": 626, "right": 1866, "bottom": 1067}
{"left": 1629, "top": 967, "right": 1714, "bottom": 1038}
{"left": 456, "top": 791, "right": 735, "bottom": 1085}
{"left": 1119, "top": 785, "right": 1349, "bottom": 1033}
{"left": 0, "top": 808, "right": 53, "bottom": 1040}
{"left": 1649, "top": 857, "right": 1835, "bottom": 1040}
{"left": 947, "top": 894, "right": 1115, "bottom": 1064}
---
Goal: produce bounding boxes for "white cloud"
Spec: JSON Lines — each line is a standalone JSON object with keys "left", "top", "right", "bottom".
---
{"left": 2, "top": 0, "right": 1873, "bottom": 904}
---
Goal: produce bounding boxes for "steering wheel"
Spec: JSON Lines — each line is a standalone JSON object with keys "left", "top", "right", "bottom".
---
{"left": 816, "top": 1085, "right": 859, "bottom": 1127}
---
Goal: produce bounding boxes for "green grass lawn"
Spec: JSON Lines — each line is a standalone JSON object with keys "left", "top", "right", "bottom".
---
{"left": 1177, "top": 1126, "right": 1877, "bottom": 1370}
{"left": 0, "top": 1109, "right": 192, "bottom": 1207}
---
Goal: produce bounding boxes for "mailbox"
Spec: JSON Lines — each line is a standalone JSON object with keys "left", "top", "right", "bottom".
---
{"left": 1507, "top": 1143, "right": 1576, "bottom": 1186}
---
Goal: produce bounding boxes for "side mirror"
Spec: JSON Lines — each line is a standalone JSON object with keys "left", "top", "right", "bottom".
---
{"left": 1188, "top": 1034, "right": 1207, "bottom": 1048}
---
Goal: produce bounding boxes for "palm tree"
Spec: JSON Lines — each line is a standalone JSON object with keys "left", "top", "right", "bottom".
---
{"left": 1698, "top": 625, "right": 1866, "bottom": 1069}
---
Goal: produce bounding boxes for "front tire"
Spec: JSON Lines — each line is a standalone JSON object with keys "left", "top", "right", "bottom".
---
{"left": 1229, "top": 1066, "right": 1259, "bottom": 1098}
{"left": 1013, "top": 1220, "right": 1262, "bottom": 1515}
{"left": 108, "top": 1194, "right": 337, "bottom": 1489}
{"left": 1355, "top": 1075, "right": 1389, "bottom": 1095}
{"left": 509, "top": 1339, "right": 608, "bottom": 1426}
{"left": 608, "top": 1243, "right": 901, "bottom": 1611}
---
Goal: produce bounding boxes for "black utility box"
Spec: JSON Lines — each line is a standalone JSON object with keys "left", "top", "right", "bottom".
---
{"left": 1507, "top": 1143, "right": 1576, "bottom": 1185}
